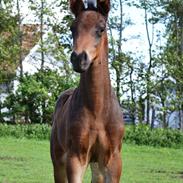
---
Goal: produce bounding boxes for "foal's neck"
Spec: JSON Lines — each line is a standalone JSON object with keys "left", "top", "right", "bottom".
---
{"left": 79, "top": 34, "right": 111, "bottom": 114}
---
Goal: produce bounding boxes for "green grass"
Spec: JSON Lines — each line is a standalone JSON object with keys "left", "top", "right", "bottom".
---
{"left": 0, "top": 138, "right": 183, "bottom": 183}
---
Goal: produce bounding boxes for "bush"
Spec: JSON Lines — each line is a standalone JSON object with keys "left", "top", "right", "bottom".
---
{"left": 0, "top": 123, "right": 51, "bottom": 140}
{"left": 0, "top": 124, "right": 183, "bottom": 148}
{"left": 3, "top": 69, "right": 78, "bottom": 124}
{"left": 124, "top": 124, "right": 183, "bottom": 148}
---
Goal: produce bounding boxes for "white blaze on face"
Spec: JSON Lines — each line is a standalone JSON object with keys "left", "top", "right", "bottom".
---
{"left": 84, "top": 0, "right": 97, "bottom": 8}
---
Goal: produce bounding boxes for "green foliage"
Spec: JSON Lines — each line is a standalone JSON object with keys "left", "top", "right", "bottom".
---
{"left": 0, "top": 124, "right": 183, "bottom": 148}
{"left": 0, "top": 124, "right": 51, "bottom": 140}
{"left": 3, "top": 69, "right": 78, "bottom": 124}
{"left": 156, "top": 0, "right": 183, "bottom": 128}
{"left": 124, "top": 124, "right": 183, "bottom": 148}
{"left": 0, "top": 5, "right": 19, "bottom": 84}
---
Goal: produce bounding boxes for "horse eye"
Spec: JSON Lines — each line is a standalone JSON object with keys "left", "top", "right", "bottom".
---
{"left": 96, "top": 27, "right": 105, "bottom": 37}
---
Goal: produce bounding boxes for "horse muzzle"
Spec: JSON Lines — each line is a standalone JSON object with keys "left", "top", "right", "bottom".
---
{"left": 70, "top": 51, "right": 91, "bottom": 73}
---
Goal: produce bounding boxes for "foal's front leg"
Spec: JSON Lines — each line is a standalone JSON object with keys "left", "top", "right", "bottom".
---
{"left": 104, "top": 152, "right": 122, "bottom": 183}
{"left": 53, "top": 163, "right": 68, "bottom": 183}
{"left": 66, "top": 153, "right": 87, "bottom": 183}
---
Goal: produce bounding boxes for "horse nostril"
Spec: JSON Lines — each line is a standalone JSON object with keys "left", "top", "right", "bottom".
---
{"left": 71, "top": 51, "right": 78, "bottom": 63}
{"left": 82, "top": 51, "right": 88, "bottom": 61}
{"left": 71, "top": 51, "right": 88, "bottom": 63}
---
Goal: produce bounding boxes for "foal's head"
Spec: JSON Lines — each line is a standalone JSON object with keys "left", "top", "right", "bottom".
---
{"left": 69, "top": 0, "right": 110, "bottom": 73}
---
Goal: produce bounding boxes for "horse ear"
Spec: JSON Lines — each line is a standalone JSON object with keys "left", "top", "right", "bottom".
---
{"left": 97, "top": 0, "right": 110, "bottom": 17}
{"left": 69, "top": 0, "right": 85, "bottom": 17}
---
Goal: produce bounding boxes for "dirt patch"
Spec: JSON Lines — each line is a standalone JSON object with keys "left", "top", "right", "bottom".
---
{"left": 149, "top": 169, "right": 183, "bottom": 179}
{"left": 154, "top": 170, "right": 167, "bottom": 174}
{"left": 149, "top": 169, "right": 168, "bottom": 174}
{"left": 177, "top": 171, "right": 183, "bottom": 179}
{"left": 0, "top": 156, "right": 25, "bottom": 162}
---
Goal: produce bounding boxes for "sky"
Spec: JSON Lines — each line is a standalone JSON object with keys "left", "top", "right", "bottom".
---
{"left": 10, "top": 0, "right": 167, "bottom": 97}
{"left": 17, "top": 0, "right": 166, "bottom": 66}
{"left": 120, "top": 5, "right": 166, "bottom": 62}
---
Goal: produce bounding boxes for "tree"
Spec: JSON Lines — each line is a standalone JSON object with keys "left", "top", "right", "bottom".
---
{"left": 108, "top": 0, "right": 133, "bottom": 104}
{"left": 129, "top": 0, "right": 164, "bottom": 125}
{"left": 3, "top": 69, "right": 78, "bottom": 124}
{"left": 0, "top": 1, "right": 19, "bottom": 84}
{"left": 155, "top": 0, "right": 183, "bottom": 129}
{"left": 28, "top": 0, "right": 74, "bottom": 76}
{"left": 45, "top": 0, "right": 74, "bottom": 76}
{"left": 29, "top": 0, "right": 53, "bottom": 70}
{"left": 16, "top": 0, "right": 23, "bottom": 78}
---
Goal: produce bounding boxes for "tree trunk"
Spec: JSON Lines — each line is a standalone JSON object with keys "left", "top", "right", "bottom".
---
{"left": 179, "top": 105, "right": 183, "bottom": 131}
{"left": 180, "top": 17, "right": 183, "bottom": 54}
{"left": 151, "top": 106, "right": 155, "bottom": 129}
{"left": 137, "top": 95, "right": 145, "bottom": 123}
{"left": 146, "top": 91, "right": 150, "bottom": 124}
{"left": 41, "top": 101, "right": 46, "bottom": 123}
{"left": 144, "top": 2, "right": 154, "bottom": 125}
{"left": 109, "top": 0, "right": 124, "bottom": 104}
{"left": 129, "top": 66, "right": 136, "bottom": 124}
{"left": 40, "top": 0, "right": 45, "bottom": 70}
{"left": 0, "top": 100, "right": 4, "bottom": 123}
{"left": 163, "top": 111, "right": 167, "bottom": 128}
{"left": 116, "top": 70, "right": 121, "bottom": 103}
{"left": 118, "top": 0, "right": 123, "bottom": 53}
{"left": 17, "top": 0, "right": 23, "bottom": 78}
{"left": 177, "top": 4, "right": 183, "bottom": 130}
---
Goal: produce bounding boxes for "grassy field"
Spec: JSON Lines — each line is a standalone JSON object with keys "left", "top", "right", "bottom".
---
{"left": 0, "top": 138, "right": 183, "bottom": 183}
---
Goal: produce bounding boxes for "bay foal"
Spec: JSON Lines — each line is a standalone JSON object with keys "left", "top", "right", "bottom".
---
{"left": 50, "top": 0, "right": 124, "bottom": 182}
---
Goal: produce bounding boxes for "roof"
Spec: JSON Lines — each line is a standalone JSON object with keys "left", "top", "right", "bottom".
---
{"left": 21, "top": 24, "right": 40, "bottom": 60}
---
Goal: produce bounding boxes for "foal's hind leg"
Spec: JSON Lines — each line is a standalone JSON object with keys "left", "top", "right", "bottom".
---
{"left": 91, "top": 163, "right": 104, "bottom": 183}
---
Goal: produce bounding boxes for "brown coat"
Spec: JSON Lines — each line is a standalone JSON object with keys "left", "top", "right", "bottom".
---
{"left": 50, "top": 1, "right": 124, "bottom": 182}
